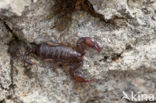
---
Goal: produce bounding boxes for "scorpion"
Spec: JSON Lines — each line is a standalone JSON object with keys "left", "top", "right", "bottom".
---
{"left": 24, "top": 37, "right": 101, "bottom": 82}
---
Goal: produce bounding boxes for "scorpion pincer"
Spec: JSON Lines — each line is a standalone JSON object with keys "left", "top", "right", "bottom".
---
{"left": 24, "top": 37, "right": 102, "bottom": 83}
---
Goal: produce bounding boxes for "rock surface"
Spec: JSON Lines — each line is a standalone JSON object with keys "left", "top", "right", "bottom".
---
{"left": 0, "top": 0, "right": 32, "bottom": 16}
{"left": 0, "top": 0, "right": 156, "bottom": 103}
{"left": 0, "top": 20, "right": 12, "bottom": 101}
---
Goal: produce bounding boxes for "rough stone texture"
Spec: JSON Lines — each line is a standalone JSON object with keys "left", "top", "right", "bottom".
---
{"left": 0, "top": 20, "right": 12, "bottom": 101}
{"left": 0, "top": 0, "right": 33, "bottom": 16}
{"left": 0, "top": 0, "right": 156, "bottom": 103}
{"left": 3, "top": 0, "right": 56, "bottom": 44}
{"left": 89, "top": 0, "right": 133, "bottom": 20}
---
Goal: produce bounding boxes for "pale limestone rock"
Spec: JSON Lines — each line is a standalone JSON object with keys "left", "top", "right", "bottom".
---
{"left": 0, "top": 0, "right": 156, "bottom": 103}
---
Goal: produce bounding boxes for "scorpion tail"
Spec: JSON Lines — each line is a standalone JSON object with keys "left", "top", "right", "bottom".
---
{"left": 69, "top": 69, "right": 93, "bottom": 83}
{"left": 23, "top": 43, "right": 38, "bottom": 65}
{"left": 23, "top": 49, "right": 35, "bottom": 65}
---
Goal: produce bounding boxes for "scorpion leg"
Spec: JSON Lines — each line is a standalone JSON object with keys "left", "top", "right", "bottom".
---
{"left": 43, "top": 58, "right": 55, "bottom": 65}
{"left": 43, "top": 59, "right": 60, "bottom": 76}
{"left": 46, "top": 42, "right": 60, "bottom": 47}
{"left": 53, "top": 62, "right": 62, "bottom": 76}
{"left": 69, "top": 63, "right": 93, "bottom": 83}
{"left": 77, "top": 37, "right": 102, "bottom": 53}
{"left": 63, "top": 65, "right": 68, "bottom": 73}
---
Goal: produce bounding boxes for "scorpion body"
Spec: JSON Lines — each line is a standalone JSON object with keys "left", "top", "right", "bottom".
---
{"left": 37, "top": 44, "right": 82, "bottom": 63}
{"left": 24, "top": 37, "right": 101, "bottom": 82}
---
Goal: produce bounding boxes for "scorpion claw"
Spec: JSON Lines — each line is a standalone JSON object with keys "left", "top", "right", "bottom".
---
{"left": 74, "top": 76, "right": 93, "bottom": 83}
{"left": 85, "top": 37, "right": 102, "bottom": 52}
{"left": 92, "top": 41, "right": 102, "bottom": 53}
{"left": 69, "top": 69, "right": 93, "bottom": 83}
{"left": 77, "top": 37, "right": 102, "bottom": 53}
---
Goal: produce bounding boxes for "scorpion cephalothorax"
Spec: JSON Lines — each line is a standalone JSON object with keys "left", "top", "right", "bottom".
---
{"left": 24, "top": 37, "right": 101, "bottom": 82}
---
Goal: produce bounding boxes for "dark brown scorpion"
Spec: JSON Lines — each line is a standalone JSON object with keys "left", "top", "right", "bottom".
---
{"left": 24, "top": 37, "right": 101, "bottom": 82}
